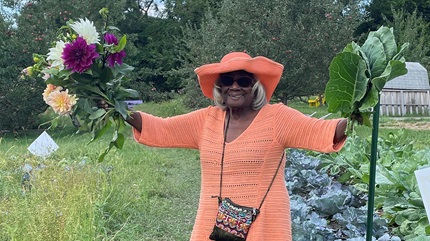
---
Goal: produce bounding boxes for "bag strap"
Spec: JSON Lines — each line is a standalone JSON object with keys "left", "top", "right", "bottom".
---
{"left": 218, "top": 112, "right": 230, "bottom": 200}
{"left": 258, "top": 152, "right": 285, "bottom": 210}
{"left": 217, "top": 112, "right": 285, "bottom": 209}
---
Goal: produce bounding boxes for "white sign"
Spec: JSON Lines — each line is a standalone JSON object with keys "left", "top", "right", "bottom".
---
{"left": 27, "top": 131, "right": 59, "bottom": 158}
{"left": 415, "top": 166, "right": 430, "bottom": 223}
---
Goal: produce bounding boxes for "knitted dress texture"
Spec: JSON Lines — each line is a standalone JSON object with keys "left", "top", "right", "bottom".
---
{"left": 132, "top": 103, "right": 346, "bottom": 241}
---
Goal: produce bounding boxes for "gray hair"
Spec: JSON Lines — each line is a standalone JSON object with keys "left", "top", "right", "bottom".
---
{"left": 212, "top": 79, "right": 267, "bottom": 110}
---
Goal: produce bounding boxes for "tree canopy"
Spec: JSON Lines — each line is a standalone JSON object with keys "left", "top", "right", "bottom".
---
{"left": 1, "top": 0, "right": 430, "bottom": 130}
{"left": 357, "top": 0, "right": 430, "bottom": 35}
{"left": 177, "top": 0, "right": 365, "bottom": 106}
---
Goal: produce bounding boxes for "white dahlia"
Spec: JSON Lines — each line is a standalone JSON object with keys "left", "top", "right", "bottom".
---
{"left": 70, "top": 18, "right": 100, "bottom": 44}
{"left": 46, "top": 40, "right": 66, "bottom": 70}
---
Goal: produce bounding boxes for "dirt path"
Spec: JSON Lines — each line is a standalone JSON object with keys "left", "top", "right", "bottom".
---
{"left": 380, "top": 118, "right": 430, "bottom": 130}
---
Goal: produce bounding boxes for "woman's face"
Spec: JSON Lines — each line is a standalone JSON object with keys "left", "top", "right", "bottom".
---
{"left": 219, "top": 70, "right": 255, "bottom": 109}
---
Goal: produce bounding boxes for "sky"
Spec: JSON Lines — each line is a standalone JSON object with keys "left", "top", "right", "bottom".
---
{"left": 148, "top": 2, "right": 165, "bottom": 18}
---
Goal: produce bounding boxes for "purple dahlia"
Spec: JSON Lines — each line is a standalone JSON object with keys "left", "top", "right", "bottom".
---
{"left": 104, "top": 33, "right": 126, "bottom": 68}
{"left": 62, "top": 36, "right": 99, "bottom": 73}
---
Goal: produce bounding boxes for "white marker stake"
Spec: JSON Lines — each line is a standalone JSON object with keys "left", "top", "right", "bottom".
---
{"left": 27, "top": 131, "right": 59, "bottom": 158}
{"left": 415, "top": 166, "right": 430, "bottom": 224}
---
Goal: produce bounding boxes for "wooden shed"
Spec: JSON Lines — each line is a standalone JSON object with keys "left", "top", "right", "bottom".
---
{"left": 380, "top": 62, "right": 430, "bottom": 116}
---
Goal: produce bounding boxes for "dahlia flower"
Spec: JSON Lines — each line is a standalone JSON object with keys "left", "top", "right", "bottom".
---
{"left": 43, "top": 84, "right": 62, "bottom": 104}
{"left": 47, "top": 40, "right": 66, "bottom": 70}
{"left": 70, "top": 18, "right": 99, "bottom": 44}
{"left": 47, "top": 89, "right": 78, "bottom": 115}
{"left": 104, "top": 33, "right": 119, "bottom": 45}
{"left": 107, "top": 50, "right": 126, "bottom": 68}
{"left": 62, "top": 36, "right": 99, "bottom": 73}
{"left": 104, "top": 33, "right": 126, "bottom": 67}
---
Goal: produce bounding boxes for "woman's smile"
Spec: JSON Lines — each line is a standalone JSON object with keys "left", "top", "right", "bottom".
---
{"left": 228, "top": 93, "right": 244, "bottom": 99}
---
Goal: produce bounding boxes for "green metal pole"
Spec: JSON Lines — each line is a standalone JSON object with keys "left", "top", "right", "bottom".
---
{"left": 366, "top": 95, "right": 380, "bottom": 241}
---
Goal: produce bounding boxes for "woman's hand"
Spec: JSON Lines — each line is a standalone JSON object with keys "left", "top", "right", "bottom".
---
{"left": 125, "top": 112, "right": 142, "bottom": 132}
{"left": 97, "top": 100, "right": 110, "bottom": 110}
{"left": 97, "top": 100, "right": 142, "bottom": 132}
{"left": 334, "top": 118, "right": 348, "bottom": 143}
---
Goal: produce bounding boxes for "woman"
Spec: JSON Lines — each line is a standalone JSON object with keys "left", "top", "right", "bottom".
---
{"left": 126, "top": 52, "right": 347, "bottom": 241}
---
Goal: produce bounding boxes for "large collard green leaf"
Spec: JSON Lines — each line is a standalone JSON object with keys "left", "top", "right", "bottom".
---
{"left": 343, "top": 42, "right": 361, "bottom": 54}
{"left": 324, "top": 26, "right": 408, "bottom": 129}
{"left": 368, "top": 27, "right": 398, "bottom": 62}
{"left": 393, "top": 43, "right": 410, "bottom": 61}
{"left": 325, "top": 52, "right": 369, "bottom": 116}
{"left": 355, "top": 85, "right": 379, "bottom": 127}
{"left": 361, "top": 36, "right": 387, "bottom": 78}
{"left": 372, "top": 60, "right": 408, "bottom": 91}
{"left": 343, "top": 42, "right": 372, "bottom": 75}
{"left": 358, "top": 85, "right": 379, "bottom": 112}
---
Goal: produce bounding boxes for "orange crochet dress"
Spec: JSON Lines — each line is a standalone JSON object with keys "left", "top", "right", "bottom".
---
{"left": 132, "top": 103, "right": 346, "bottom": 241}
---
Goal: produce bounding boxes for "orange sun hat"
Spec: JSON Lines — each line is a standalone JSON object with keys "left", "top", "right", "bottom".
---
{"left": 194, "top": 52, "right": 284, "bottom": 101}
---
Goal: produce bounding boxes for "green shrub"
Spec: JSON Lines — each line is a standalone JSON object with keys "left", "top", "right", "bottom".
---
{"left": 134, "top": 98, "right": 191, "bottom": 117}
{"left": 130, "top": 80, "right": 178, "bottom": 103}
{"left": 0, "top": 75, "right": 47, "bottom": 132}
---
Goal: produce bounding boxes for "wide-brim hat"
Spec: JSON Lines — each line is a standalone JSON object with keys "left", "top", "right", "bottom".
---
{"left": 194, "top": 52, "right": 284, "bottom": 101}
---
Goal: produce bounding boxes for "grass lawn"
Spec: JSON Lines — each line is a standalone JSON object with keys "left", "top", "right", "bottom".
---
{"left": 0, "top": 100, "right": 200, "bottom": 241}
{"left": 0, "top": 128, "right": 201, "bottom": 240}
{"left": 287, "top": 100, "right": 430, "bottom": 148}
{"left": 1, "top": 99, "right": 429, "bottom": 240}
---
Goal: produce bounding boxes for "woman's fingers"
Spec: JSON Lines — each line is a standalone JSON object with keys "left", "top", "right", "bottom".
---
{"left": 97, "top": 100, "right": 109, "bottom": 109}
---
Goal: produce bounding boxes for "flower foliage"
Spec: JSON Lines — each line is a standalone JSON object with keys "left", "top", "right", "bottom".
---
{"left": 25, "top": 8, "right": 139, "bottom": 162}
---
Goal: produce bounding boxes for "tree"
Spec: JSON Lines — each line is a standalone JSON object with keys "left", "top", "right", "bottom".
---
{"left": 118, "top": 0, "right": 222, "bottom": 102}
{"left": 357, "top": 0, "right": 430, "bottom": 35}
{"left": 162, "top": 0, "right": 221, "bottom": 26}
{"left": 177, "top": 0, "right": 364, "bottom": 108}
{"left": 0, "top": 13, "right": 46, "bottom": 131}
{"left": 117, "top": 3, "right": 183, "bottom": 102}
{"left": 129, "top": 0, "right": 160, "bottom": 17}
{"left": 273, "top": 0, "right": 364, "bottom": 103}
{"left": 386, "top": 8, "right": 430, "bottom": 68}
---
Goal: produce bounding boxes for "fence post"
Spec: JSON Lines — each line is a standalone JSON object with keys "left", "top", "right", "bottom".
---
{"left": 400, "top": 90, "right": 405, "bottom": 116}
{"left": 428, "top": 91, "right": 430, "bottom": 115}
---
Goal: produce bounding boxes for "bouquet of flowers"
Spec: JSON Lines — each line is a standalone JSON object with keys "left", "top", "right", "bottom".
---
{"left": 25, "top": 8, "right": 139, "bottom": 161}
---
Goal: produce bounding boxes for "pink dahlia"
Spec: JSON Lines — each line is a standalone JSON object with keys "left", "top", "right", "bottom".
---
{"left": 62, "top": 36, "right": 99, "bottom": 73}
{"left": 43, "top": 84, "right": 62, "bottom": 104}
{"left": 104, "top": 33, "right": 126, "bottom": 67}
{"left": 47, "top": 89, "right": 78, "bottom": 115}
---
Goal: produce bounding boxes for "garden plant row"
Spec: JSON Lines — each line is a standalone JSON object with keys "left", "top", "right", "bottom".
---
{"left": 287, "top": 132, "right": 430, "bottom": 240}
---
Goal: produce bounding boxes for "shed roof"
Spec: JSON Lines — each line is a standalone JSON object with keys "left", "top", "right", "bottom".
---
{"left": 383, "top": 62, "right": 429, "bottom": 90}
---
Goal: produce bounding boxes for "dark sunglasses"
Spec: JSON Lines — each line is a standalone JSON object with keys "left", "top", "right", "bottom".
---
{"left": 219, "top": 75, "right": 254, "bottom": 88}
